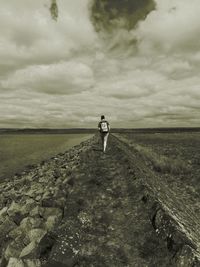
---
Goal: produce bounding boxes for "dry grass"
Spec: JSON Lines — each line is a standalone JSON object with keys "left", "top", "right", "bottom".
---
{"left": 132, "top": 144, "right": 190, "bottom": 175}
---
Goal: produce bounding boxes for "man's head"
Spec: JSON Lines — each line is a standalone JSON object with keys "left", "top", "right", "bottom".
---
{"left": 101, "top": 115, "right": 105, "bottom": 120}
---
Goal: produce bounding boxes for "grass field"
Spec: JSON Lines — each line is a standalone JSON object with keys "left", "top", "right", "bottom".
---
{"left": 119, "top": 132, "right": 200, "bottom": 194}
{"left": 0, "top": 134, "right": 93, "bottom": 180}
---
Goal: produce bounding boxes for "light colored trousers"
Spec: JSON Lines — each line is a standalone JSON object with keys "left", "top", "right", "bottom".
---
{"left": 100, "top": 132, "right": 109, "bottom": 152}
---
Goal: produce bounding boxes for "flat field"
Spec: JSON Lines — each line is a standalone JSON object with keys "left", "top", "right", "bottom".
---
{"left": 118, "top": 131, "right": 200, "bottom": 196}
{"left": 0, "top": 134, "right": 92, "bottom": 180}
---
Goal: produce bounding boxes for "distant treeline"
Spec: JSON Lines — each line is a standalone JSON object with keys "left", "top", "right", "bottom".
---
{"left": 0, "top": 127, "right": 200, "bottom": 135}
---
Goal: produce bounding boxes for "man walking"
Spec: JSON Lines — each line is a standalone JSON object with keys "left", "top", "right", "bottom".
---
{"left": 98, "top": 115, "right": 110, "bottom": 153}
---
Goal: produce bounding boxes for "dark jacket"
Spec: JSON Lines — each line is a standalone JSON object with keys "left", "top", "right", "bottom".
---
{"left": 98, "top": 119, "right": 110, "bottom": 133}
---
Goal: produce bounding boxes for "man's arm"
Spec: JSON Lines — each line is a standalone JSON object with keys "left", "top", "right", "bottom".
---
{"left": 107, "top": 121, "right": 110, "bottom": 132}
{"left": 98, "top": 122, "right": 101, "bottom": 131}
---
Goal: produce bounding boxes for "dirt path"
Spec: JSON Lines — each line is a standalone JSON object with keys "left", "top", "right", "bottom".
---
{"left": 45, "top": 136, "right": 173, "bottom": 267}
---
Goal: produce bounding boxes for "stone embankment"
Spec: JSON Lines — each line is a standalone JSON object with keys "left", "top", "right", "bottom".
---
{"left": 0, "top": 134, "right": 199, "bottom": 267}
{"left": 0, "top": 137, "right": 96, "bottom": 267}
{"left": 113, "top": 134, "right": 200, "bottom": 266}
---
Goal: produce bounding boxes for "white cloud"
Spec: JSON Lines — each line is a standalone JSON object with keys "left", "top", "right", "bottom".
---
{"left": 0, "top": 0, "right": 200, "bottom": 128}
{"left": 136, "top": 0, "right": 200, "bottom": 53}
{"left": 1, "top": 61, "right": 94, "bottom": 94}
{"left": 0, "top": 0, "right": 97, "bottom": 70}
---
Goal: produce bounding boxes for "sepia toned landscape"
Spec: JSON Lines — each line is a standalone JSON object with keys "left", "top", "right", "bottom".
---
{"left": 0, "top": 0, "right": 200, "bottom": 266}
{"left": 0, "top": 129, "right": 200, "bottom": 266}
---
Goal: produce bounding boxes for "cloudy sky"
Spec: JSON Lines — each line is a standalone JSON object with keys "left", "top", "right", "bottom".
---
{"left": 0, "top": 0, "right": 200, "bottom": 128}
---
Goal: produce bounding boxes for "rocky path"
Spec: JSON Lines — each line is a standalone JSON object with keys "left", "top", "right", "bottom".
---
{"left": 44, "top": 136, "right": 173, "bottom": 267}
{"left": 0, "top": 134, "right": 199, "bottom": 267}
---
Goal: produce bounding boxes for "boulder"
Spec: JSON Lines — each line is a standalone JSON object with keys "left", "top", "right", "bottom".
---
{"left": 62, "top": 177, "right": 70, "bottom": 186}
{"left": 7, "top": 258, "right": 24, "bottom": 267}
{"left": 35, "top": 196, "right": 42, "bottom": 202}
{"left": 0, "top": 207, "right": 8, "bottom": 223}
{"left": 45, "top": 215, "right": 62, "bottom": 231}
{"left": 7, "top": 202, "right": 22, "bottom": 217}
{"left": 19, "top": 241, "right": 39, "bottom": 259}
{"left": 9, "top": 226, "right": 23, "bottom": 239}
{"left": 20, "top": 217, "right": 44, "bottom": 233}
{"left": 8, "top": 227, "right": 29, "bottom": 246}
{"left": 0, "top": 206, "right": 8, "bottom": 217}
{"left": 19, "top": 230, "right": 56, "bottom": 260}
{"left": 29, "top": 207, "right": 62, "bottom": 220}
{"left": 39, "top": 177, "right": 49, "bottom": 184}
{"left": 7, "top": 201, "right": 31, "bottom": 225}
{"left": 23, "top": 199, "right": 36, "bottom": 211}
{"left": 42, "top": 191, "right": 52, "bottom": 199}
{"left": 28, "top": 229, "right": 47, "bottom": 244}
{"left": 48, "top": 207, "right": 63, "bottom": 218}
{"left": 25, "top": 185, "right": 44, "bottom": 199}
{"left": 0, "top": 217, "right": 17, "bottom": 240}
{"left": 41, "top": 207, "right": 63, "bottom": 220}
{"left": 29, "top": 207, "right": 40, "bottom": 217}
{"left": 7, "top": 258, "right": 41, "bottom": 267}
{"left": 4, "top": 241, "right": 22, "bottom": 260}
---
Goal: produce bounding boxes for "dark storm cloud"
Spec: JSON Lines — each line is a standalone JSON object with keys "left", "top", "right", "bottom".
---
{"left": 90, "top": 0, "right": 155, "bottom": 50}
{"left": 90, "top": 0, "right": 155, "bottom": 32}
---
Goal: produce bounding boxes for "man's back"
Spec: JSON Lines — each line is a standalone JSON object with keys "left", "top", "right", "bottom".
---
{"left": 98, "top": 119, "right": 110, "bottom": 133}
{"left": 98, "top": 115, "right": 110, "bottom": 153}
